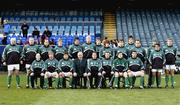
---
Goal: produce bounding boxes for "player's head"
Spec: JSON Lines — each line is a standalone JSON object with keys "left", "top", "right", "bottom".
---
{"left": 96, "top": 38, "right": 101, "bottom": 45}
{"left": 135, "top": 39, "right": 141, "bottom": 48}
{"left": 74, "top": 37, "right": 80, "bottom": 45}
{"left": 86, "top": 35, "right": 91, "bottom": 43}
{"left": 92, "top": 51, "right": 97, "bottom": 59}
{"left": 58, "top": 39, "right": 63, "bottom": 46}
{"left": 105, "top": 52, "right": 110, "bottom": 59}
{"left": 29, "top": 37, "right": 34, "bottom": 45}
{"left": 36, "top": 53, "right": 41, "bottom": 61}
{"left": 63, "top": 52, "right": 69, "bottom": 60}
{"left": 77, "top": 52, "right": 83, "bottom": 59}
{"left": 118, "top": 39, "right": 124, "bottom": 47}
{"left": 167, "top": 38, "right": 173, "bottom": 47}
{"left": 131, "top": 51, "right": 137, "bottom": 58}
{"left": 48, "top": 51, "right": 54, "bottom": 59}
{"left": 128, "top": 35, "right": 134, "bottom": 44}
{"left": 104, "top": 40, "right": 110, "bottom": 48}
{"left": 152, "top": 39, "right": 158, "bottom": 47}
{"left": 10, "top": 38, "right": 16, "bottom": 45}
{"left": 117, "top": 52, "right": 123, "bottom": 59}
{"left": 154, "top": 43, "right": 160, "bottom": 51}
{"left": 44, "top": 39, "right": 49, "bottom": 46}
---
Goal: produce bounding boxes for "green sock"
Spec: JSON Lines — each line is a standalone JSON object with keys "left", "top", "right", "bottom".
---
{"left": 55, "top": 78, "right": 59, "bottom": 88}
{"left": 132, "top": 77, "right": 136, "bottom": 86}
{"left": 140, "top": 76, "right": 144, "bottom": 86}
{"left": 69, "top": 78, "right": 72, "bottom": 87}
{"left": 7, "top": 75, "right": 12, "bottom": 86}
{"left": 165, "top": 75, "right": 169, "bottom": 85}
{"left": 151, "top": 76, "right": 155, "bottom": 86}
{"left": 124, "top": 77, "right": 129, "bottom": 87}
{"left": 157, "top": 76, "right": 161, "bottom": 86}
{"left": 128, "top": 77, "right": 133, "bottom": 86}
{"left": 27, "top": 75, "right": 30, "bottom": 86}
{"left": 16, "top": 75, "right": 20, "bottom": 86}
{"left": 171, "top": 76, "right": 174, "bottom": 86}
{"left": 114, "top": 77, "right": 119, "bottom": 87}
{"left": 44, "top": 78, "right": 48, "bottom": 87}
{"left": 59, "top": 78, "right": 63, "bottom": 87}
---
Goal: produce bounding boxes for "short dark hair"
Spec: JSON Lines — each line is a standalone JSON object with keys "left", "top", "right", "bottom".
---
{"left": 128, "top": 35, "right": 133, "bottom": 39}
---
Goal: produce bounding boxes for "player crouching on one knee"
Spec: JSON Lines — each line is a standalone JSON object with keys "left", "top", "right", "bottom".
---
{"left": 30, "top": 53, "right": 45, "bottom": 89}
{"left": 58, "top": 52, "right": 74, "bottom": 88}
{"left": 127, "top": 50, "right": 145, "bottom": 89}
{"left": 112, "top": 52, "right": 129, "bottom": 89}
{"left": 44, "top": 51, "right": 59, "bottom": 89}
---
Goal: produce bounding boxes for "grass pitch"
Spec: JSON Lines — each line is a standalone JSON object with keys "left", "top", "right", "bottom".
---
{"left": 0, "top": 73, "right": 180, "bottom": 105}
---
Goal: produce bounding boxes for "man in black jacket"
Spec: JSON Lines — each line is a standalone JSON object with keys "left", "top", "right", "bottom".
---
{"left": 21, "top": 21, "right": 29, "bottom": 38}
{"left": 73, "top": 52, "right": 87, "bottom": 88}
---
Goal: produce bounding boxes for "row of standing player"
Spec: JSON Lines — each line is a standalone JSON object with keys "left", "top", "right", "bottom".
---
{"left": 2, "top": 35, "right": 177, "bottom": 89}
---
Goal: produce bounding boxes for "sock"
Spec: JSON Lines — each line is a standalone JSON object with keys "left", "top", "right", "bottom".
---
{"left": 151, "top": 76, "right": 155, "bottom": 86}
{"left": 16, "top": 75, "right": 20, "bottom": 86}
{"left": 157, "top": 76, "right": 161, "bottom": 86}
{"left": 55, "top": 78, "right": 59, "bottom": 88}
{"left": 165, "top": 75, "right": 169, "bottom": 86}
{"left": 27, "top": 75, "right": 29, "bottom": 86}
{"left": 140, "top": 76, "right": 144, "bottom": 87}
{"left": 128, "top": 77, "right": 133, "bottom": 86}
{"left": 44, "top": 78, "right": 48, "bottom": 87}
{"left": 69, "top": 78, "right": 72, "bottom": 87}
{"left": 7, "top": 75, "right": 12, "bottom": 86}
{"left": 114, "top": 77, "right": 119, "bottom": 87}
{"left": 59, "top": 78, "right": 63, "bottom": 87}
{"left": 124, "top": 77, "right": 129, "bottom": 87}
{"left": 171, "top": 76, "right": 174, "bottom": 86}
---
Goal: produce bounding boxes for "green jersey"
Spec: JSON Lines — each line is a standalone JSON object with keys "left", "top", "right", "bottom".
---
{"left": 149, "top": 50, "right": 165, "bottom": 69}
{"left": 87, "top": 58, "right": 102, "bottom": 71}
{"left": 44, "top": 58, "right": 59, "bottom": 72}
{"left": 116, "top": 46, "right": 128, "bottom": 59}
{"left": 163, "top": 45, "right": 177, "bottom": 65}
{"left": 133, "top": 47, "right": 146, "bottom": 63}
{"left": 21, "top": 44, "right": 39, "bottom": 64}
{"left": 2, "top": 44, "right": 22, "bottom": 64}
{"left": 102, "top": 58, "right": 113, "bottom": 67}
{"left": 54, "top": 46, "right": 67, "bottom": 61}
{"left": 58, "top": 59, "right": 74, "bottom": 72}
{"left": 127, "top": 57, "right": 144, "bottom": 71}
{"left": 39, "top": 45, "right": 53, "bottom": 61}
{"left": 112, "top": 58, "right": 128, "bottom": 72}
{"left": 31, "top": 60, "right": 45, "bottom": 72}
{"left": 99, "top": 47, "right": 114, "bottom": 59}
{"left": 68, "top": 44, "right": 82, "bottom": 58}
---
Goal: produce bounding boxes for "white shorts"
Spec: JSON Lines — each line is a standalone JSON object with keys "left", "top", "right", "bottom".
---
{"left": 7, "top": 64, "right": 20, "bottom": 71}
{"left": 63, "top": 72, "right": 72, "bottom": 77}
{"left": 45, "top": 72, "right": 58, "bottom": 77}
{"left": 131, "top": 71, "right": 143, "bottom": 77}
{"left": 152, "top": 69, "right": 163, "bottom": 73}
{"left": 26, "top": 64, "right": 31, "bottom": 70}
{"left": 165, "top": 65, "right": 176, "bottom": 70}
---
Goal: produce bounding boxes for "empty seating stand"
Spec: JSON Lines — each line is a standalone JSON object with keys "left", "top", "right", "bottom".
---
{"left": 116, "top": 9, "right": 180, "bottom": 50}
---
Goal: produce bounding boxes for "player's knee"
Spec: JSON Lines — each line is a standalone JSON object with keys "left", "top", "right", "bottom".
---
{"left": 87, "top": 72, "right": 91, "bottom": 76}
{"left": 83, "top": 73, "right": 87, "bottom": 77}
{"left": 123, "top": 72, "right": 128, "bottom": 77}
{"left": 115, "top": 72, "right": 119, "bottom": 77}
{"left": 119, "top": 73, "right": 123, "bottom": 76}
{"left": 40, "top": 73, "right": 44, "bottom": 76}
{"left": 73, "top": 72, "right": 77, "bottom": 77}
{"left": 102, "top": 71, "right": 106, "bottom": 75}
{"left": 30, "top": 73, "right": 34, "bottom": 76}
{"left": 127, "top": 72, "right": 132, "bottom": 77}
{"left": 111, "top": 71, "right": 114, "bottom": 75}
{"left": 98, "top": 72, "right": 102, "bottom": 76}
